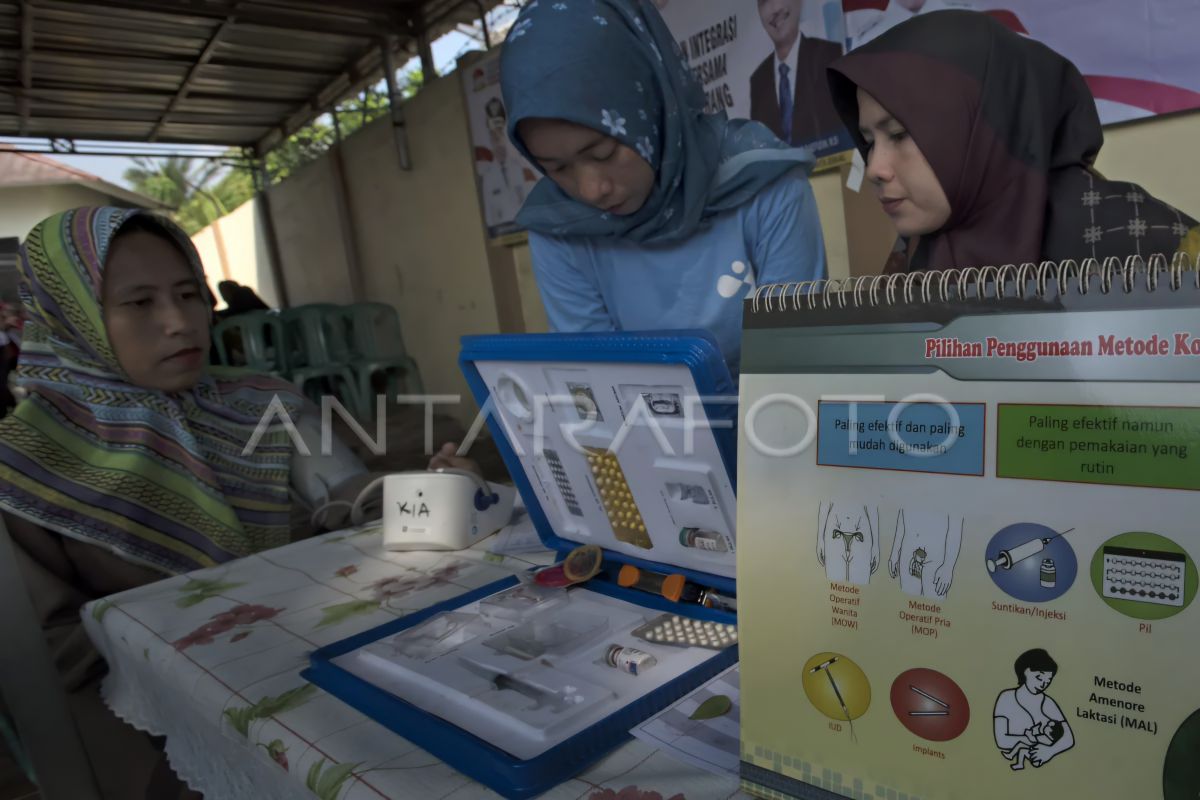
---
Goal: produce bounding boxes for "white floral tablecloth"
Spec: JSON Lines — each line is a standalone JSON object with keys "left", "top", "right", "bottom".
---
{"left": 81, "top": 524, "right": 748, "bottom": 800}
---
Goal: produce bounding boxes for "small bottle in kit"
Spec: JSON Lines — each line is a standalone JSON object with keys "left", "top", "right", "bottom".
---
{"left": 698, "top": 588, "right": 737, "bottom": 613}
{"left": 1040, "top": 558, "right": 1057, "bottom": 588}
{"left": 679, "top": 527, "right": 729, "bottom": 553}
{"left": 605, "top": 645, "right": 657, "bottom": 675}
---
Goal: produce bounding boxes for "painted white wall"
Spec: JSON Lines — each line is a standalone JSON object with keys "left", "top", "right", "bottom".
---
{"left": 1094, "top": 112, "right": 1200, "bottom": 217}
{"left": 0, "top": 184, "right": 133, "bottom": 241}
{"left": 196, "top": 75, "right": 503, "bottom": 425}
{"left": 191, "top": 198, "right": 280, "bottom": 309}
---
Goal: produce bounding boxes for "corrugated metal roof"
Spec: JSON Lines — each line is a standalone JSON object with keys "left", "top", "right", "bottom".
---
{"left": 0, "top": 0, "right": 504, "bottom": 154}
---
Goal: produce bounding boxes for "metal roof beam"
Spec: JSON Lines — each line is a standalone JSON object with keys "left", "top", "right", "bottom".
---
{"left": 13, "top": 83, "right": 313, "bottom": 108}
{"left": 35, "top": 0, "right": 234, "bottom": 27}
{"left": 17, "top": 0, "right": 32, "bottom": 136}
{"left": 249, "top": 0, "right": 412, "bottom": 15}
{"left": 30, "top": 48, "right": 335, "bottom": 79}
{"left": 253, "top": 41, "right": 399, "bottom": 156}
{"left": 20, "top": 112, "right": 266, "bottom": 129}
{"left": 148, "top": 2, "right": 239, "bottom": 142}
{"left": 0, "top": 0, "right": 504, "bottom": 151}
{"left": 0, "top": 84, "right": 298, "bottom": 111}
{"left": 44, "top": 0, "right": 392, "bottom": 40}
{"left": 0, "top": 143, "right": 248, "bottom": 160}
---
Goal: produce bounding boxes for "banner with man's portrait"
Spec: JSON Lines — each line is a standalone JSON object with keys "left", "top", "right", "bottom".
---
{"left": 655, "top": 0, "right": 855, "bottom": 168}
{"left": 842, "top": 0, "right": 1200, "bottom": 125}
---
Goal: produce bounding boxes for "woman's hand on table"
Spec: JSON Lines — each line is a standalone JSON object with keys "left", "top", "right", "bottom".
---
{"left": 428, "top": 442, "right": 485, "bottom": 478}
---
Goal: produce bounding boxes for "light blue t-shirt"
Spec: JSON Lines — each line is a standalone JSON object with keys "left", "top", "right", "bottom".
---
{"left": 529, "top": 169, "right": 826, "bottom": 375}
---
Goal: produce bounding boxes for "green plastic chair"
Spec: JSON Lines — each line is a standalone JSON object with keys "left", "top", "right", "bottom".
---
{"left": 279, "top": 304, "right": 347, "bottom": 369}
{"left": 278, "top": 304, "right": 368, "bottom": 417}
{"left": 341, "top": 302, "right": 409, "bottom": 360}
{"left": 290, "top": 364, "right": 367, "bottom": 419}
{"left": 340, "top": 303, "right": 424, "bottom": 405}
{"left": 212, "top": 311, "right": 287, "bottom": 375}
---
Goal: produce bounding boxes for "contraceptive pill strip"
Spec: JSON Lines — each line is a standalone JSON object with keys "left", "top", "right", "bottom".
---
{"left": 631, "top": 613, "right": 737, "bottom": 650}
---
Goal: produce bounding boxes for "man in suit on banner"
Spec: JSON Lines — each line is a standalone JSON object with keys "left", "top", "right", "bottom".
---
{"left": 749, "top": 0, "right": 843, "bottom": 147}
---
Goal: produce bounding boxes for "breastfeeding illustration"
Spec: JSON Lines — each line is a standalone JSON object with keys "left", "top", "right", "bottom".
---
{"left": 992, "top": 648, "right": 1075, "bottom": 771}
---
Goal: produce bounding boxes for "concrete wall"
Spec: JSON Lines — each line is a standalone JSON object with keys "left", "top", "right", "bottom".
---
{"left": 0, "top": 184, "right": 133, "bottom": 241}
{"left": 215, "top": 75, "right": 505, "bottom": 426}
{"left": 191, "top": 198, "right": 280, "bottom": 309}
{"left": 266, "top": 157, "right": 356, "bottom": 307}
{"left": 333, "top": 77, "right": 504, "bottom": 424}
{"left": 512, "top": 243, "right": 548, "bottom": 334}
{"left": 810, "top": 169, "right": 850, "bottom": 280}
{"left": 1095, "top": 112, "right": 1198, "bottom": 215}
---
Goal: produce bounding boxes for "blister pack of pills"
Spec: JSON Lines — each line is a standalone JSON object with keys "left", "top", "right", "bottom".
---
{"left": 631, "top": 613, "right": 737, "bottom": 650}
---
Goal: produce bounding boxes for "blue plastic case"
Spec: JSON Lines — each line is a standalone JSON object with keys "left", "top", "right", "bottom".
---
{"left": 305, "top": 331, "right": 740, "bottom": 799}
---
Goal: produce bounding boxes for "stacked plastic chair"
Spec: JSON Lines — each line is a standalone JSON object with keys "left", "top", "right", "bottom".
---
{"left": 212, "top": 311, "right": 287, "bottom": 376}
{"left": 340, "top": 302, "right": 424, "bottom": 410}
{"left": 212, "top": 301, "right": 422, "bottom": 422}
{"left": 279, "top": 303, "right": 365, "bottom": 418}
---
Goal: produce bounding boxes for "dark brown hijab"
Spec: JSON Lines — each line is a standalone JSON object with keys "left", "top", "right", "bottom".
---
{"left": 828, "top": 10, "right": 1198, "bottom": 272}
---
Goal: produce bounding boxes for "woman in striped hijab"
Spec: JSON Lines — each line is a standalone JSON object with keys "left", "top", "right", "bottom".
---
{"left": 0, "top": 207, "right": 364, "bottom": 796}
{"left": 0, "top": 207, "right": 326, "bottom": 574}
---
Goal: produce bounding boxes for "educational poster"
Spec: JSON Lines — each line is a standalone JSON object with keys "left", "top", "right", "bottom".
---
{"left": 460, "top": 48, "right": 541, "bottom": 240}
{"left": 655, "top": 0, "right": 854, "bottom": 167}
{"left": 736, "top": 302, "right": 1200, "bottom": 799}
{"left": 842, "top": 0, "right": 1200, "bottom": 124}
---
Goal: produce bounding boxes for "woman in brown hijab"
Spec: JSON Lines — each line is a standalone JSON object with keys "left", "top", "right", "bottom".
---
{"left": 827, "top": 10, "right": 1199, "bottom": 273}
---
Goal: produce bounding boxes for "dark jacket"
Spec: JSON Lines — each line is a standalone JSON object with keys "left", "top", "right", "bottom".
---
{"left": 749, "top": 35, "right": 843, "bottom": 147}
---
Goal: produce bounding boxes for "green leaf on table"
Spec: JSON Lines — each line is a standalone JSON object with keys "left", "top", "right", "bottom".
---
{"left": 175, "top": 578, "right": 244, "bottom": 608}
{"left": 315, "top": 599, "right": 379, "bottom": 629}
{"left": 305, "top": 758, "right": 362, "bottom": 800}
{"left": 306, "top": 758, "right": 323, "bottom": 789}
{"left": 224, "top": 706, "right": 257, "bottom": 738}
{"left": 91, "top": 600, "right": 116, "bottom": 622}
{"left": 252, "top": 684, "right": 319, "bottom": 718}
{"left": 690, "top": 694, "right": 733, "bottom": 720}
{"left": 180, "top": 578, "right": 235, "bottom": 592}
{"left": 223, "top": 684, "right": 319, "bottom": 738}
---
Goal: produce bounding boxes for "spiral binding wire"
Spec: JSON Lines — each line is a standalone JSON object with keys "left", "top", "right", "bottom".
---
{"left": 749, "top": 252, "right": 1200, "bottom": 313}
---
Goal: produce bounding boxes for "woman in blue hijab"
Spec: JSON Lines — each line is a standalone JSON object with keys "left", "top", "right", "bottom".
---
{"left": 500, "top": 0, "right": 826, "bottom": 375}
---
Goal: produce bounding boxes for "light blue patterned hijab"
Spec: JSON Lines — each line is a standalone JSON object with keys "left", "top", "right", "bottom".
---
{"left": 501, "top": 0, "right": 815, "bottom": 244}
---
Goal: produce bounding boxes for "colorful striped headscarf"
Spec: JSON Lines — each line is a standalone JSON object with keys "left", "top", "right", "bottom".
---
{"left": 0, "top": 207, "right": 304, "bottom": 575}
